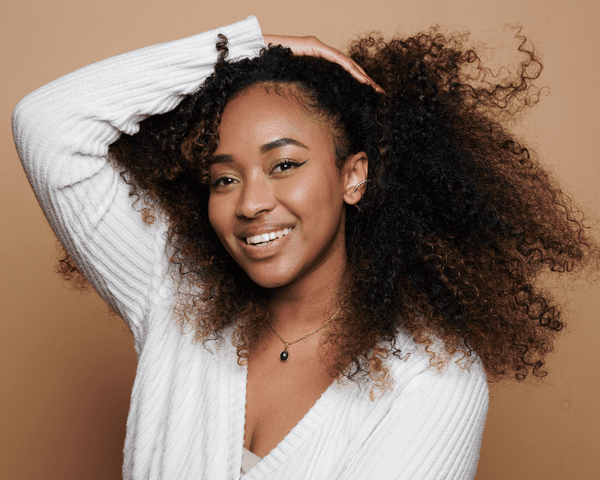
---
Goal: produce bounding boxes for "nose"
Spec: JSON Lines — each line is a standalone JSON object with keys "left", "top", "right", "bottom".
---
{"left": 236, "top": 175, "right": 276, "bottom": 218}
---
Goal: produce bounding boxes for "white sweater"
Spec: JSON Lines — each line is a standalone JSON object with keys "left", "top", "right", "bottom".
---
{"left": 12, "top": 16, "right": 489, "bottom": 480}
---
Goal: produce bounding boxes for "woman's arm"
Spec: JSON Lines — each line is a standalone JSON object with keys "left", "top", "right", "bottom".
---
{"left": 11, "top": 16, "right": 265, "bottom": 342}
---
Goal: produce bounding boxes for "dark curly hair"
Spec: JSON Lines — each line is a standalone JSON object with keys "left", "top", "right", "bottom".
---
{"left": 59, "top": 27, "right": 599, "bottom": 397}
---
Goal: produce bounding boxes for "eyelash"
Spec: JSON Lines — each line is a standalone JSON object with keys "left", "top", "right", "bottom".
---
{"left": 211, "top": 176, "right": 236, "bottom": 188}
{"left": 272, "top": 159, "right": 306, "bottom": 172}
{"left": 210, "top": 159, "right": 307, "bottom": 189}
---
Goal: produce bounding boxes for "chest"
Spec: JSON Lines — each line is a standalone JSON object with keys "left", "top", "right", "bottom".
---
{"left": 242, "top": 336, "right": 337, "bottom": 459}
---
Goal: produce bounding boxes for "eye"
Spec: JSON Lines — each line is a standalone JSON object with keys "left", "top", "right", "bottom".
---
{"left": 211, "top": 176, "right": 237, "bottom": 189}
{"left": 272, "top": 159, "right": 307, "bottom": 173}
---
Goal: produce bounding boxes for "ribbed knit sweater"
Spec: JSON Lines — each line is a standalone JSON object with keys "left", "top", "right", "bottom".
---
{"left": 12, "top": 16, "right": 489, "bottom": 480}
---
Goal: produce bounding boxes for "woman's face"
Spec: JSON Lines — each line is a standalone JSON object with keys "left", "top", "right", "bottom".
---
{"left": 208, "top": 85, "right": 361, "bottom": 290}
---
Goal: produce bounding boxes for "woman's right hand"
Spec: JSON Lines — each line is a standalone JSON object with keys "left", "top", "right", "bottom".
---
{"left": 263, "top": 34, "right": 384, "bottom": 93}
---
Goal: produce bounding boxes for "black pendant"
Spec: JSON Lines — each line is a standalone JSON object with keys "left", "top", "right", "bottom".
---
{"left": 280, "top": 350, "right": 289, "bottom": 362}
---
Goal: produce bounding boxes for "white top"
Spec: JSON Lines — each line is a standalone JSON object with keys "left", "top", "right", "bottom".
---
{"left": 12, "top": 16, "right": 489, "bottom": 479}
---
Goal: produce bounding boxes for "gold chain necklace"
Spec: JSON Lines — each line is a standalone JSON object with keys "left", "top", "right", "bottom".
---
{"left": 268, "top": 305, "right": 343, "bottom": 362}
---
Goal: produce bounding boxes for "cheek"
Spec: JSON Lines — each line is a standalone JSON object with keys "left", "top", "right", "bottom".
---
{"left": 284, "top": 169, "right": 344, "bottom": 222}
{"left": 207, "top": 195, "right": 227, "bottom": 240}
{"left": 285, "top": 179, "right": 317, "bottom": 210}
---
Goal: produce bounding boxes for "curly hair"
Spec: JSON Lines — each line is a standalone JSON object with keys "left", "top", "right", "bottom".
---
{"left": 60, "top": 27, "right": 599, "bottom": 397}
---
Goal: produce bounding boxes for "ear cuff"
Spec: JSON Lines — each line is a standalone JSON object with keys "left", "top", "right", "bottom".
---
{"left": 351, "top": 179, "right": 370, "bottom": 196}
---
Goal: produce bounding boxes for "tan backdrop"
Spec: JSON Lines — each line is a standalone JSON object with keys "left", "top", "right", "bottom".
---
{"left": 2, "top": 0, "right": 599, "bottom": 478}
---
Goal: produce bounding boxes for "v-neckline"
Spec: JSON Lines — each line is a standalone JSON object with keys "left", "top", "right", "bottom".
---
{"left": 232, "top": 342, "right": 350, "bottom": 478}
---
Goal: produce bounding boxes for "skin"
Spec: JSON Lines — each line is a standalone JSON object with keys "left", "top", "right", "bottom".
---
{"left": 208, "top": 85, "right": 368, "bottom": 337}
{"left": 262, "top": 35, "right": 384, "bottom": 94}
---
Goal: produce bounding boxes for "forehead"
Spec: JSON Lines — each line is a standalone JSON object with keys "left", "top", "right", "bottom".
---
{"left": 216, "top": 85, "right": 330, "bottom": 148}
{"left": 228, "top": 83, "right": 314, "bottom": 117}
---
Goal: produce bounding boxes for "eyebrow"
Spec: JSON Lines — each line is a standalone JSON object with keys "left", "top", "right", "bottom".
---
{"left": 207, "top": 138, "right": 309, "bottom": 165}
{"left": 260, "top": 138, "right": 309, "bottom": 153}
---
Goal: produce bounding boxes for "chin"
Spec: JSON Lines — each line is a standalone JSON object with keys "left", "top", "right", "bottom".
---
{"left": 243, "top": 265, "right": 299, "bottom": 290}
{"left": 247, "top": 273, "right": 292, "bottom": 289}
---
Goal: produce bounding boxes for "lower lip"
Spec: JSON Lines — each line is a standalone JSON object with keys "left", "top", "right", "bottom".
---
{"left": 239, "top": 229, "right": 294, "bottom": 260}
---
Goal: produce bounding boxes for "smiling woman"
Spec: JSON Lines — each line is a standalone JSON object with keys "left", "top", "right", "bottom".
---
{"left": 208, "top": 85, "right": 363, "bottom": 291}
{"left": 12, "top": 14, "right": 599, "bottom": 480}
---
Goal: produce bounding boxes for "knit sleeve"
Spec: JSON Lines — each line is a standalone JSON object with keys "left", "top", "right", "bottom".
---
{"left": 339, "top": 359, "right": 489, "bottom": 480}
{"left": 11, "top": 16, "right": 265, "bottom": 343}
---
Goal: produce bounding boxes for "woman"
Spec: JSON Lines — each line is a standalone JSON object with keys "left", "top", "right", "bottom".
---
{"left": 12, "top": 15, "right": 598, "bottom": 479}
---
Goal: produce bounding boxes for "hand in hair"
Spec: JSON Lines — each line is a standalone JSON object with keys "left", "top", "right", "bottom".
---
{"left": 262, "top": 34, "right": 384, "bottom": 93}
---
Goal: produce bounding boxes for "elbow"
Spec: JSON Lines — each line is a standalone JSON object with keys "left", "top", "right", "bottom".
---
{"left": 12, "top": 95, "right": 29, "bottom": 146}
{"left": 12, "top": 91, "right": 45, "bottom": 157}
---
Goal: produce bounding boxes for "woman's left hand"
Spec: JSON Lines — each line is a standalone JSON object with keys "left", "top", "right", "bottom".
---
{"left": 263, "top": 34, "right": 384, "bottom": 93}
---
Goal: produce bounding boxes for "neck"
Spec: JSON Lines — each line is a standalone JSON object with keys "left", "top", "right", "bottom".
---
{"left": 267, "top": 257, "right": 347, "bottom": 340}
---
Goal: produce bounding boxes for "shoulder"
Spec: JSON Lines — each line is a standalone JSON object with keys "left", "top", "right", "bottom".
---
{"left": 338, "top": 333, "right": 489, "bottom": 479}
{"left": 386, "top": 331, "right": 489, "bottom": 411}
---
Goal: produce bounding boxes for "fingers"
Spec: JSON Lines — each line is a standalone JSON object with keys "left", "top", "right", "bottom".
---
{"left": 263, "top": 34, "right": 384, "bottom": 94}
{"left": 334, "top": 55, "right": 385, "bottom": 93}
{"left": 343, "top": 60, "right": 384, "bottom": 93}
{"left": 305, "top": 40, "right": 385, "bottom": 93}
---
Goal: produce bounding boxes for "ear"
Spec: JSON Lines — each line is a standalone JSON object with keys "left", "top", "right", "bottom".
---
{"left": 342, "top": 152, "right": 369, "bottom": 206}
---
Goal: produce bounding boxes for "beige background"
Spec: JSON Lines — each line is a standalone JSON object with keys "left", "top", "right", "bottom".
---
{"left": 2, "top": 0, "right": 599, "bottom": 478}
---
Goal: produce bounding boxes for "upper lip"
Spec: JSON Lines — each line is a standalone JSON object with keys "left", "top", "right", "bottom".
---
{"left": 237, "top": 223, "right": 295, "bottom": 239}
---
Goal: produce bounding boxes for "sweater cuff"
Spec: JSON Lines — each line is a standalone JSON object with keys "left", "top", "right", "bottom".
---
{"left": 220, "top": 15, "right": 266, "bottom": 61}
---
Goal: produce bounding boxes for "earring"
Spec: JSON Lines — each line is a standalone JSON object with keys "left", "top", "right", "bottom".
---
{"left": 351, "top": 179, "right": 370, "bottom": 196}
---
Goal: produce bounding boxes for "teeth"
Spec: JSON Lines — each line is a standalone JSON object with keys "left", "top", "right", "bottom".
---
{"left": 245, "top": 228, "right": 292, "bottom": 245}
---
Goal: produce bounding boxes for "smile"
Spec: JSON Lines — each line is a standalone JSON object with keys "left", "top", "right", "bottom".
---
{"left": 245, "top": 227, "right": 293, "bottom": 246}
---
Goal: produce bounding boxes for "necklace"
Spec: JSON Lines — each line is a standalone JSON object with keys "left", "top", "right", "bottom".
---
{"left": 268, "top": 305, "right": 343, "bottom": 363}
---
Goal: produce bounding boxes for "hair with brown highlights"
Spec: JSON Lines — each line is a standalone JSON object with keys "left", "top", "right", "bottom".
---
{"left": 59, "top": 27, "right": 599, "bottom": 397}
